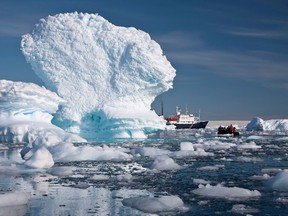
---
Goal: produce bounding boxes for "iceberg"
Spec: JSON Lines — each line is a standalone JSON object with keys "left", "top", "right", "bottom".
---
{"left": 0, "top": 79, "right": 87, "bottom": 169}
{"left": 21, "top": 12, "right": 176, "bottom": 140}
{"left": 0, "top": 79, "right": 132, "bottom": 168}
{"left": 0, "top": 79, "right": 63, "bottom": 124}
{"left": 0, "top": 80, "right": 82, "bottom": 144}
{"left": 246, "top": 117, "right": 288, "bottom": 131}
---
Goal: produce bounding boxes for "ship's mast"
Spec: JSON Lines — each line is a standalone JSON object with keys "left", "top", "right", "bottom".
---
{"left": 161, "top": 100, "right": 164, "bottom": 116}
{"left": 176, "top": 106, "right": 181, "bottom": 116}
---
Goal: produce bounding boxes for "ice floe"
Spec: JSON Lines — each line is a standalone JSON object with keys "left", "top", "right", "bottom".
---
{"left": 122, "top": 195, "right": 185, "bottom": 213}
{"left": 192, "top": 184, "right": 261, "bottom": 200}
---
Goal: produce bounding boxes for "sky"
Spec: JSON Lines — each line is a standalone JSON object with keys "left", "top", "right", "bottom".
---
{"left": 0, "top": 0, "right": 287, "bottom": 120}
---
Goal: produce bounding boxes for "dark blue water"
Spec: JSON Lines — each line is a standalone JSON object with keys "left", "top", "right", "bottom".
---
{"left": 1, "top": 129, "right": 288, "bottom": 215}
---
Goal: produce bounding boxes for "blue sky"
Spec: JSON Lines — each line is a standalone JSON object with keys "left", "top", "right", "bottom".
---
{"left": 0, "top": 0, "right": 287, "bottom": 120}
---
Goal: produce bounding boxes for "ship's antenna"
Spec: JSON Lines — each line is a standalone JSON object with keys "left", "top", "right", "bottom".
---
{"left": 186, "top": 104, "right": 188, "bottom": 115}
{"left": 161, "top": 100, "right": 164, "bottom": 116}
{"left": 199, "top": 109, "right": 201, "bottom": 121}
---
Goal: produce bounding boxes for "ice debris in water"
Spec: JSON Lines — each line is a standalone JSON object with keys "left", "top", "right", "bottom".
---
{"left": 131, "top": 147, "right": 171, "bottom": 158}
{"left": 231, "top": 204, "right": 259, "bottom": 214}
{"left": 266, "top": 169, "right": 288, "bottom": 192}
{"left": 192, "top": 184, "right": 261, "bottom": 200}
{"left": 122, "top": 195, "right": 185, "bottom": 213}
{"left": 0, "top": 192, "right": 31, "bottom": 207}
{"left": 149, "top": 155, "right": 181, "bottom": 170}
{"left": 21, "top": 12, "right": 176, "bottom": 140}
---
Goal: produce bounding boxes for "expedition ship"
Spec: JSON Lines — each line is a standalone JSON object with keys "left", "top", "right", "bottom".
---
{"left": 165, "top": 106, "right": 208, "bottom": 129}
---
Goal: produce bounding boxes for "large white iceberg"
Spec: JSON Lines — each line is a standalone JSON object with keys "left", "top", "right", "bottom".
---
{"left": 21, "top": 12, "right": 176, "bottom": 139}
{"left": 246, "top": 117, "right": 288, "bottom": 131}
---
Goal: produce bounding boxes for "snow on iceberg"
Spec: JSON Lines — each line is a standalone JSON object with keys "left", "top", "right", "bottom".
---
{"left": 21, "top": 12, "right": 176, "bottom": 140}
{"left": 246, "top": 117, "right": 288, "bottom": 131}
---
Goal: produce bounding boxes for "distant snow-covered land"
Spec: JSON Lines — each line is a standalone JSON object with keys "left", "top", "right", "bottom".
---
{"left": 207, "top": 120, "right": 249, "bottom": 128}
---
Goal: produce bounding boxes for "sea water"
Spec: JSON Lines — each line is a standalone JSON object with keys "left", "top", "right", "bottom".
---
{"left": 1, "top": 128, "right": 288, "bottom": 215}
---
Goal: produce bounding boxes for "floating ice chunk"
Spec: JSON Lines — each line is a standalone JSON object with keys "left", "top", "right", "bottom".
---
{"left": 73, "top": 182, "right": 90, "bottom": 189}
{"left": 193, "top": 178, "right": 211, "bottom": 185}
{"left": 49, "top": 143, "right": 132, "bottom": 162}
{"left": 24, "top": 146, "right": 54, "bottom": 169}
{"left": 275, "top": 197, "right": 288, "bottom": 203}
{"left": 199, "top": 140, "right": 236, "bottom": 150}
{"left": 18, "top": 128, "right": 85, "bottom": 169}
{"left": 170, "top": 141, "right": 214, "bottom": 158}
{"left": 47, "top": 166, "right": 75, "bottom": 176}
{"left": 180, "top": 142, "right": 194, "bottom": 151}
{"left": 0, "top": 192, "right": 31, "bottom": 207}
{"left": 89, "top": 174, "right": 110, "bottom": 181}
{"left": 249, "top": 173, "right": 271, "bottom": 181}
{"left": 261, "top": 168, "right": 282, "bottom": 174}
{"left": 20, "top": 133, "right": 131, "bottom": 169}
{"left": 197, "top": 165, "right": 224, "bottom": 171}
{"left": 231, "top": 204, "right": 259, "bottom": 214}
{"left": 21, "top": 12, "right": 176, "bottom": 139}
{"left": 266, "top": 169, "right": 288, "bottom": 191}
{"left": 247, "top": 135, "right": 265, "bottom": 140}
{"left": 236, "top": 156, "right": 263, "bottom": 163}
{"left": 237, "top": 141, "right": 261, "bottom": 149}
{"left": 116, "top": 173, "right": 133, "bottom": 182}
{"left": 122, "top": 195, "right": 185, "bottom": 213}
{"left": 119, "top": 162, "right": 147, "bottom": 174}
{"left": 276, "top": 137, "right": 288, "bottom": 141}
{"left": 131, "top": 147, "right": 171, "bottom": 158}
{"left": 192, "top": 184, "right": 261, "bottom": 200}
{"left": 149, "top": 155, "right": 181, "bottom": 170}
